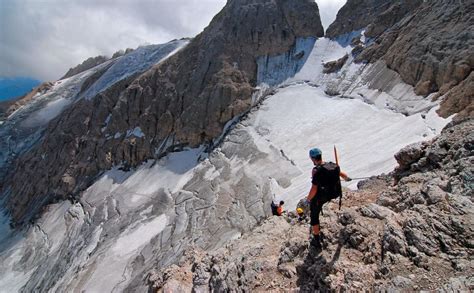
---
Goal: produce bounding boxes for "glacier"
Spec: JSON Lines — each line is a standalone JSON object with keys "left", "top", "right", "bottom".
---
{"left": 80, "top": 40, "right": 189, "bottom": 101}
{"left": 0, "top": 32, "right": 452, "bottom": 292}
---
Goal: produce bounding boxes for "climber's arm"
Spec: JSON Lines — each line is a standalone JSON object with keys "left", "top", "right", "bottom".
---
{"left": 306, "top": 184, "right": 318, "bottom": 202}
{"left": 340, "top": 170, "right": 352, "bottom": 181}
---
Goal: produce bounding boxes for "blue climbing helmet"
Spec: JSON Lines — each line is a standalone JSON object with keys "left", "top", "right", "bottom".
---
{"left": 309, "top": 148, "right": 322, "bottom": 159}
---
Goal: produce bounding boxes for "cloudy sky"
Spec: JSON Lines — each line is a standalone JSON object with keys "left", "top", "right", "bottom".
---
{"left": 0, "top": 0, "right": 346, "bottom": 81}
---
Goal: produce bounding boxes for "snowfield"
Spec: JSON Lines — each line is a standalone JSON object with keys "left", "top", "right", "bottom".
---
{"left": 0, "top": 33, "right": 452, "bottom": 292}
{"left": 250, "top": 84, "right": 448, "bottom": 209}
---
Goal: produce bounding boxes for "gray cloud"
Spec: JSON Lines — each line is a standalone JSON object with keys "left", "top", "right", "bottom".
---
{"left": 0, "top": 0, "right": 345, "bottom": 81}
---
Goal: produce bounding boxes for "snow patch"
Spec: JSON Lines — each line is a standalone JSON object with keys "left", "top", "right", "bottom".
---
{"left": 101, "top": 114, "right": 112, "bottom": 132}
{"left": 126, "top": 127, "right": 145, "bottom": 138}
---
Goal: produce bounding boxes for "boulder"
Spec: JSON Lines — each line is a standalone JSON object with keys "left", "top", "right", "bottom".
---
{"left": 323, "top": 54, "right": 349, "bottom": 74}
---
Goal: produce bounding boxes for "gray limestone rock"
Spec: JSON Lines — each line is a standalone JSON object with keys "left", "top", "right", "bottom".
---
{"left": 356, "top": 1, "right": 474, "bottom": 104}
{"left": 323, "top": 54, "right": 349, "bottom": 74}
{"left": 326, "top": 0, "right": 422, "bottom": 39}
{"left": 394, "top": 142, "right": 426, "bottom": 171}
{"left": 359, "top": 203, "right": 394, "bottom": 220}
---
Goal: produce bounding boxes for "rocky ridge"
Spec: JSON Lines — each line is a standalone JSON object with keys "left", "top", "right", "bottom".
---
{"left": 148, "top": 118, "right": 473, "bottom": 292}
{"left": 61, "top": 55, "right": 109, "bottom": 80}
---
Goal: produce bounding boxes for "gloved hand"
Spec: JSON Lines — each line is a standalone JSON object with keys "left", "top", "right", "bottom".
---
{"left": 345, "top": 177, "right": 352, "bottom": 182}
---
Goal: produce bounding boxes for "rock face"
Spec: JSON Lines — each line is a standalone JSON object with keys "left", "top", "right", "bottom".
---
{"left": 148, "top": 118, "right": 473, "bottom": 292}
{"left": 1, "top": 0, "right": 324, "bottom": 226}
{"left": 438, "top": 71, "right": 474, "bottom": 119}
{"left": 363, "top": 0, "right": 423, "bottom": 39}
{"left": 354, "top": 1, "right": 473, "bottom": 115}
{"left": 328, "top": 0, "right": 473, "bottom": 117}
{"left": 61, "top": 55, "right": 109, "bottom": 79}
{"left": 325, "top": 0, "right": 422, "bottom": 39}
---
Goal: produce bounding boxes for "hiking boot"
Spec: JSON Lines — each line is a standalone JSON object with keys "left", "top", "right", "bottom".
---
{"left": 309, "top": 234, "right": 322, "bottom": 251}
{"left": 310, "top": 234, "right": 321, "bottom": 247}
{"left": 309, "top": 237, "right": 322, "bottom": 257}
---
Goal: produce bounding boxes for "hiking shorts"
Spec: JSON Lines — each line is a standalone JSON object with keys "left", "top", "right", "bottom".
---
{"left": 310, "top": 197, "right": 327, "bottom": 226}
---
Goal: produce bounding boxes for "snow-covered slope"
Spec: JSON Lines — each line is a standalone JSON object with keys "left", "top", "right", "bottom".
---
{"left": 287, "top": 34, "right": 441, "bottom": 115}
{"left": 0, "top": 32, "right": 451, "bottom": 291}
{"left": 252, "top": 84, "right": 447, "bottom": 209}
{"left": 80, "top": 41, "right": 188, "bottom": 100}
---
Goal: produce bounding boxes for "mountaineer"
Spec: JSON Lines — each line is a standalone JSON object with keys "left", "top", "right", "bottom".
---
{"left": 271, "top": 200, "right": 285, "bottom": 216}
{"left": 296, "top": 198, "right": 310, "bottom": 222}
{"left": 296, "top": 207, "right": 307, "bottom": 223}
{"left": 305, "top": 147, "right": 351, "bottom": 251}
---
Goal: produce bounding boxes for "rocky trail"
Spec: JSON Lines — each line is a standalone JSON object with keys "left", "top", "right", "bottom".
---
{"left": 147, "top": 184, "right": 384, "bottom": 292}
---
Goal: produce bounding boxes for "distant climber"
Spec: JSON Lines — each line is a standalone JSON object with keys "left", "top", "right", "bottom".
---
{"left": 296, "top": 198, "right": 310, "bottom": 222}
{"left": 296, "top": 207, "right": 307, "bottom": 223}
{"left": 271, "top": 200, "right": 285, "bottom": 216}
{"left": 305, "top": 148, "right": 351, "bottom": 250}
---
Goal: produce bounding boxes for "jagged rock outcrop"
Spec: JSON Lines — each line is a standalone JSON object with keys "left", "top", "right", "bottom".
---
{"left": 111, "top": 47, "right": 134, "bottom": 59}
{"left": 355, "top": 1, "right": 473, "bottom": 109}
{"left": 2, "top": 0, "right": 324, "bottom": 226}
{"left": 323, "top": 54, "right": 348, "bottom": 74}
{"left": 325, "top": 0, "right": 422, "bottom": 39}
{"left": 61, "top": 55, "right": 109, "bottom": 79}
{"left": 148, "top": 118, "right": 473, "bottom": 292}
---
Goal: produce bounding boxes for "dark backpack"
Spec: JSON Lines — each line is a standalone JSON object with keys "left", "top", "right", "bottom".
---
{"left": 314, "top": 162, "right": 343, "bottom": 209}
{"left": 271, "top": 201, "right": 278, "bottom": 216}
